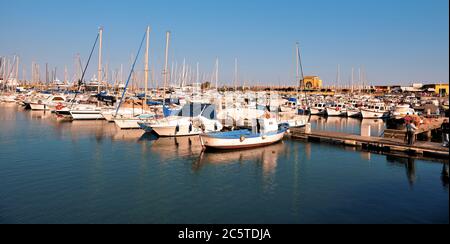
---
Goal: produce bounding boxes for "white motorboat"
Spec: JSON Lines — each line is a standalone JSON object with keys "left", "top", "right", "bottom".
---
{"left": 310, "top": 103, "right": 326, "bottom": 115}
{"left": 69, "top": 104, "right": 104, "bottom": 120}
{"left": 361, "top": 103, "right": 390, "bottom": 119}
{"left": 391, "top": 104, "right": 415, "bottom": 119}
{"left": 326, "top": 103, "right": 347, "bottom": 116}
{"left": 279, "top": 115, "right": 309, "bottom": 128}
{"left": 150, "top": 116, "right": 223, "bottom": 137}
{"left": 347, "top": 108, "right": 361, "bottom": 118}
{"left": 30, "top": 95, "right": 66, "bottom": 111}
{"left": 0, "top": 94, "right": 17, "bottom": 103}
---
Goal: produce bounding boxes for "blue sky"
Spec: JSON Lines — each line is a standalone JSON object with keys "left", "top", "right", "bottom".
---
{"left": 1, "top": 0, "right": 448, "bottom": 86}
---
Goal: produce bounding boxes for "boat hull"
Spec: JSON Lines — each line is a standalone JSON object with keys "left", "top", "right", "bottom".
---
{"left": 361, "top": 109, "right": 390, "bottom": 119}
{"left": 102, "top": 113, "right": 115, "bottom": 122}
{"left": 151, "top": 124, "right": 201, "bottom": 137}
{"left": 70, "top": 111, "right": 104, "bottom": 120}
{"left": 30, "top": 103, "right": 50, "bottom": 111}
{"left": 326, "top": 108, "right": 347, "bottom": 117}
{"left": 114, "top": 119, "right": 142, "bottom": 129}
{"left": 310, "top": 108, "right": 325, "bottom": 115}
{"left": 347, "top": 110, "right": 361, "bottom": 118}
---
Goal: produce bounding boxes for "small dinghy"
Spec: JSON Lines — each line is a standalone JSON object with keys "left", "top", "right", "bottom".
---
{"left": 200, "top": 117, "right": 287, "bottom": 150}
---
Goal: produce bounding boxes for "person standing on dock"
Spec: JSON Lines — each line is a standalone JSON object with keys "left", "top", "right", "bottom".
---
{"left": 441, "top": 119, "right": 449, "bottom": 147}
{"left": 404, "top": 113, "right": 412, "bottom": 125}
{"left": 405, "top": 121, "right": 417, "bottom": 145}
{"left": 404, "top": 113, "right": 412, "bottom": 143}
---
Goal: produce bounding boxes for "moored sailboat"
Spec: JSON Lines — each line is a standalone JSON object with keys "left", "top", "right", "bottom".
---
{"left": 199, "top": 117, "right": 287, "bottom": 150}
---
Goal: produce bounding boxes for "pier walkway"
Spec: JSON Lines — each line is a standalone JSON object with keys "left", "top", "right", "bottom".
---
{"left": 290, "top": 127, "right": 449, "bottom": 160}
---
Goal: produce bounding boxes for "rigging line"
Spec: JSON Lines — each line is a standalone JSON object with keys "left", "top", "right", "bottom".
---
{"left": 297, "top": 43, "right": 307, "bottom": 105}
{"left": 70, "top": 32, "right": 100, "bottom": 108}
{"left": 298, "top": 44, "right": 305, "bottom": 89}
{"left": 3, "top": 56, "right": 18, "bottom": 90}
{"left": 115, "top": 31, "right": 147, "bottom": 117}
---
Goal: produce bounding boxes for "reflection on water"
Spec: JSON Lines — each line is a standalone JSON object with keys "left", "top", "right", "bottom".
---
{"left": 309, "top": 116, "right": 386, "bottom": 136}
{"left": 442, "top": 164, "right": 449, "bottom": 189}
{"left": 148, "top": 136, "right": 204, "bottom": 159}
{"left": 195, "top": 142, "right": 285, "bottom": 177}
{"left": 386, "top": 155, "right": 417, "bottom": 186}
{"left": 361, "top": 119, "right": 385, "bottom": 137}
{"left": 361, "top": 151, "right": 372, "bottom": 161}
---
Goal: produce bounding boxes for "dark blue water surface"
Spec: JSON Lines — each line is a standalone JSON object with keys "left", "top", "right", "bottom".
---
{"left": 0, "top": 104, "right": 448, "bottom": 224}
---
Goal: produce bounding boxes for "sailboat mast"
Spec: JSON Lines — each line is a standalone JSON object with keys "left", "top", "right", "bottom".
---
{"left": 45, "top": 63, "right": 48, "bottom": 84}
{"left": 182, "top": 58, "right": 186, "bottom": 88}
{"left": 64, "top": 65, "right": 68, "bottom": 84}
{"left": 358, "top": 67, "right": 361, "bottom": 92}
{"left": 215, "top": 58, "right": 219, "bottom": 90}
{"left": 144, "top": 26, "right": 150, "bottom": 106}
{"left": 234, "top": 58, "right": 238, "bottom": 91}
{"left": 296, "top": 42, "right": 300, "bottom": 89}
{"left": 196, "top": 62, "right": 200, "bottom": 87}
{"left": 351, "top": 67, "right": 354, "bottom": 94}
{"left": 163, "top": 31, "right": 171, "bottom": 101}
{"left": 297, "top": 42, "right": 305, "bottom": 97}
{"left": 97, "top": 27, "right": 103, "bottom": 94}
{"left": 15, "top": 56, "right": 19, "bottom": 86}
{"left": 31, "top": 61, "right": 34, "bottom": 84}
{"left": 22, "top": 67, "right": 25, "bottom": 84}
{"left": 336, "top": 64, "right": 341, "bottom": 91}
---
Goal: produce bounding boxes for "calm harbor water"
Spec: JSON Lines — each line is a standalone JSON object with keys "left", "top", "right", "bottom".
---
{"left": 0, "top": 104, "right": 448, "bottom": 224}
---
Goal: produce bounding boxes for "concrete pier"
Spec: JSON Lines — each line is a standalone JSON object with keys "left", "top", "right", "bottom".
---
{"left": 291, "top": 127, "right": 449, "bottom": 160}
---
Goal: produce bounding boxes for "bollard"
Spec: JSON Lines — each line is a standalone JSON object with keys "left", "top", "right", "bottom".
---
{"left": 361, "top": 125, "right": 371, "bottom": 137}
{"left": 305, "top": 123, "right": 312, "bottom": 134}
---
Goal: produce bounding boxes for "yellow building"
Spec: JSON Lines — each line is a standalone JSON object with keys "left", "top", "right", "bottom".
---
{"left": 302, "top": 76, "right": 322, "bottom": 90}
{"left": 423, "top": 83, "right": 449, "bottom": 96}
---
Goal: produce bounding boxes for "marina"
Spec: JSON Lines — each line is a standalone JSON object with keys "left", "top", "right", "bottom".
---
{"left": 1, "top": 47, "right": 449, "bottom": 224}
{"left": 0, "top": 103, "right": 448, "bottom": 224}
{"left": 0, "top": 0, "right": 448, "bottom": 226}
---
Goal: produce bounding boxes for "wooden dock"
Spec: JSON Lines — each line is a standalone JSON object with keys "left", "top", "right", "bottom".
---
{"left": 291, "top": 127, "right": 449, "bottom": 160}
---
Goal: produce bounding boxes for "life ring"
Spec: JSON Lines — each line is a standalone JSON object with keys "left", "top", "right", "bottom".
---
{"left": 240, "top": 135, "right": 246, "bottom": 142}
{"left": 55, "top": 103, "right": 64, "bottom": 111}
